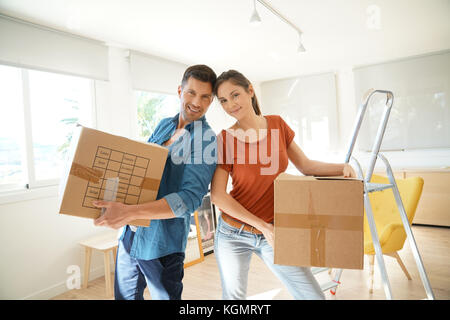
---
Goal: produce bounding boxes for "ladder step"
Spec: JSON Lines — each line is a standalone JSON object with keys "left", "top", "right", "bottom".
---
{"left": 311, "top": 267, "right": 329, "bottom": 275}
{"left": 320, "top": 281, "right": 339, "bottom": 292}
{"left": 366, "top": 183, "right": 393, "bottom": 193}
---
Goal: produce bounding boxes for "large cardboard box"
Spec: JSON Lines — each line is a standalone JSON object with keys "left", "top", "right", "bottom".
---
{"left": 274, "top": 173, "right": 364, "bottom": 269}
{"left": 58, "top": 126, "right": 168, "bottom": 227}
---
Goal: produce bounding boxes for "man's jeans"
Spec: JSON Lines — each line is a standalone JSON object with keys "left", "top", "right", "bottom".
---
{"left": 214, "top": 215, "right": 325, "bottom": 300}
{"left": 114, "top": 226, "right": 185, "bottom": 300}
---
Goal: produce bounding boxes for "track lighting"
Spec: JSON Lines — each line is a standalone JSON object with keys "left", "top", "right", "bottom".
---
{"left": 249, "top": 0, "right": 261, "bottom": 26}
{"left": 297, "top": 32, "right": 306, "bottom": 53}
{"left": 251, "top": 0, "right": 306, "bottom": 52}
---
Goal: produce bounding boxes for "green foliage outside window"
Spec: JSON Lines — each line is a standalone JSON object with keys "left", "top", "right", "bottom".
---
{"left": 137, "top": 92, "right": 166, "bottom": 140}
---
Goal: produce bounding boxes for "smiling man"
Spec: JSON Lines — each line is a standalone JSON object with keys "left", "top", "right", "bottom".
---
{"left": 92, "top": 65, "right": 218, "bottom": 300}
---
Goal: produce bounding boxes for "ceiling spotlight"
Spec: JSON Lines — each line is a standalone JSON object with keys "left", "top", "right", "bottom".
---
{"left": 253, "top": 0, "right": 307, "bottom": 53}
{"left": 249, "top": 0, "right": 261, "bottom": 26}
{"left": 297, "top": 32, "right": 306, "bottom": 53}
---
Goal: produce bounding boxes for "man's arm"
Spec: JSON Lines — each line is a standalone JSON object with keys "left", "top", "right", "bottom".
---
{"left": 92, "top": 198, "right": 175, "bottom": 229}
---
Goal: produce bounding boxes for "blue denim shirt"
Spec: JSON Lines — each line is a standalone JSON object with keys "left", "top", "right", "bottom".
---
{"left": 119, "top": 113, "right": 217, "bottom": 260}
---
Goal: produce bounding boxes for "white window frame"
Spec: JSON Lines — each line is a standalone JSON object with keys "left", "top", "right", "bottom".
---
{"left": 0, "top": 66, "right": 96, "bottom": 194}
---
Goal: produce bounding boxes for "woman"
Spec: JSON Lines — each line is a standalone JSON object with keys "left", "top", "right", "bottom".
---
{"left": 210, "top": 70, "right": 356, "bottom": 300}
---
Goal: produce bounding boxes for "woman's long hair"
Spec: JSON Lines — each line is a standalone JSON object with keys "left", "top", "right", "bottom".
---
{"left": 213, "top": 70, "right": 261, "bottom": 116}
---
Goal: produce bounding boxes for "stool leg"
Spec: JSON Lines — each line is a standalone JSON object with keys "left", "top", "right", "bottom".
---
{"left": 113, "top": 246, "right": 118, "bottom": 267}
{"left": 104, "top": 250, "right": 112, "bottom": 297}
{"left": 83, "top": 247, "right": 92, "bottom": 289}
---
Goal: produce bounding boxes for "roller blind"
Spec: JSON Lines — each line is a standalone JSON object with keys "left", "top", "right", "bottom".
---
{"left": 261, "top": 72, "right": 339, "bottom": 155}
{"left": 353, "top": 50, "right": 450, "bottom": 151}
{"left": 0, "top": 14, "right": 108, "bottom": 80}
{"left": 129, "top": 50, "right": 187, "bottom": 94}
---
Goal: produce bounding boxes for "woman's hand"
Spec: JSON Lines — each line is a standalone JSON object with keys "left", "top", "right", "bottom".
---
{"left": 260, "top": 222, "right": 275, "bottom": 249}
{"left": 343, "top": 163, "right": 357, "bottom": 178}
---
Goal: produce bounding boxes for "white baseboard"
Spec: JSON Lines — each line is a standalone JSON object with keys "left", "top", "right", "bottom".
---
{"left": 23, "top": 264, "right": 113, "bottom": 300}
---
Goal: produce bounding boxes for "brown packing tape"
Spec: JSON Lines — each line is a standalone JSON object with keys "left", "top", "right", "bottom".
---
{"left": 277, "top": 213, "right": 363, "bottom": 266}
{"left": 311, "top": 225, "right": 326, "bottom": 266}
{"left": 70, "top": 162, "right": 103, "bottom": 183}
{"left": 140, "top": 177, "right": 160, "bottom": 191}
{"left": 71, "top": 162, "right": 160, "bottom": 191}
{"left": 309, "top": 189, "right": 323, "bottom": 266}
{"left": 276, "top": 190, "right": 363, "bottom": 266}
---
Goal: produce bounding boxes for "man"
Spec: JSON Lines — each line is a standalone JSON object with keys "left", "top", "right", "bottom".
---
{"left": 92, "top": 65, "right": 218, "bottom": 300}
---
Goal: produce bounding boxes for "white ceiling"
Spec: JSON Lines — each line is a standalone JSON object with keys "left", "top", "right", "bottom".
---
{"left": 0, "top": 0, "right": 449, "bottom": 82}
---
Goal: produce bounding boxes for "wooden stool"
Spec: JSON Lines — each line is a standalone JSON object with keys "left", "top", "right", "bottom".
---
{"left": 79, "top": 231, "right": 119, "bottom": 297}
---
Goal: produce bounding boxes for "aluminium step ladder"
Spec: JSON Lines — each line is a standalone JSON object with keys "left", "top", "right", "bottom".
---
{"left": 311, "top": 267, "right": 342, "bottom": 292}
{"left": 322, "top": 89, "right": 435, "bottom": 300}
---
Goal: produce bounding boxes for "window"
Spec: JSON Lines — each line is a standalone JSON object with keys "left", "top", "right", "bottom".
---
{"left": 353, "top": 51, "right": 450, "bottom": 151}
{"left": 0, "top": 65, "right": 25, "bottom": 188}
{"left": 261, "top": 73, "right": 339, "bottom": 162}
{"left": 0, "top": 65, "right": 94, "bottom": 191}
{"left": 28, "top": 70, "right": 93, "bottom": 182}
{"left": 135, "top": 90, "right": 179, "bottom": 142}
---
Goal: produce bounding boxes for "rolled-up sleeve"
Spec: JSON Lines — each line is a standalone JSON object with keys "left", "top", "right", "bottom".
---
{"left": 164, "top": 192, "right": 189, "bottom": 217}
{"left": 163, "top": 126, "right": 217, "bottom": 218}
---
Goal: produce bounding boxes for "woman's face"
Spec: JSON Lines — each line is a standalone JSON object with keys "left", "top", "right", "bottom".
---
{"left": 216, "top": 80, "right": 255, "bottom": 120}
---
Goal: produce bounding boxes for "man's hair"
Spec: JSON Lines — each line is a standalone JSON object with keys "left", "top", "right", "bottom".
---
{"left": 181, "top": 64, "right": 217, "bottom": 89}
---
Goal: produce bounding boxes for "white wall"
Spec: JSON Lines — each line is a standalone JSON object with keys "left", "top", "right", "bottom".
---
{"left": 95, "top": 47, "right": 134, "bottom": 137}
{"left": 0, "top": 196, "right": 116, "bottom": 299}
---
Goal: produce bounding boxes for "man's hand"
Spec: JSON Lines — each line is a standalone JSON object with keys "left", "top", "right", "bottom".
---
{"left": 92, "top": 201, "right": 136, "bottom": 229}
{"left": 343, "top": 163, "right": 357, "bottom": 178}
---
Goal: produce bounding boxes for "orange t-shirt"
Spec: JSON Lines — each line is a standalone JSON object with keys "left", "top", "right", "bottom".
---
{"left": 217, "top": 115, "right": 295, "bottom": 223}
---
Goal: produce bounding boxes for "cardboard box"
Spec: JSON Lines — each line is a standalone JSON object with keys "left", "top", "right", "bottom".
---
{"left": 274, "top": 173, "right": 364, "bottom": 269}
{"left": 58, "top": 126, "right": 168, "bottom": 227}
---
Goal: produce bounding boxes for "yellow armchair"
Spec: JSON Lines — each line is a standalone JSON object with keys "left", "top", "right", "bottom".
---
{"left": 364, "top": 174, "right": 424, "bottom": 293}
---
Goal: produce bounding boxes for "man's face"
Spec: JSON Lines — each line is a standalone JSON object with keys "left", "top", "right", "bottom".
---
{"left": 178, "top": 77, "right": 213, "bottom": 123}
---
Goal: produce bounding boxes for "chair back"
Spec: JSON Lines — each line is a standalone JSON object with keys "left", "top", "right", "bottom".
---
{"left": 363, "top": 174, "right": 424, "bottom": 253}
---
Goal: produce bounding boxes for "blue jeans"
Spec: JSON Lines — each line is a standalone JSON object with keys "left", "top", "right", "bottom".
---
{"left": 214, "top": 215, "right": 325, "bottom": 300}
{"left": 114, "top": 226, "right": 185, "bottom": 300}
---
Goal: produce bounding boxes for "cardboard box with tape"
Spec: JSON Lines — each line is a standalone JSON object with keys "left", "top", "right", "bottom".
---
{"left": 58, "top": 126, "right": 168, "bottom": 227}
{"left": 274, "top": 173, "right": 364, "bottom": 270}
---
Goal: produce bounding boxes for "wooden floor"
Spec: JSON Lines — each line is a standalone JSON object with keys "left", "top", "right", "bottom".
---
{"left": 51, "top": 225, "right": 449, "bottom": 300}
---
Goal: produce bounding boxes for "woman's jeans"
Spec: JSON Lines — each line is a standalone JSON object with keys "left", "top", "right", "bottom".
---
{"left": 214, "top": 215, "right": 325, "bottom": 300}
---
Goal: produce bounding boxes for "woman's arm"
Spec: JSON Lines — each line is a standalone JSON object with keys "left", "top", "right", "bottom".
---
{"left": 210, "top": 167, "right": 274, "bottom": 247}
{"left": 287, "top": 141, "right": 356, "bottom": 177}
